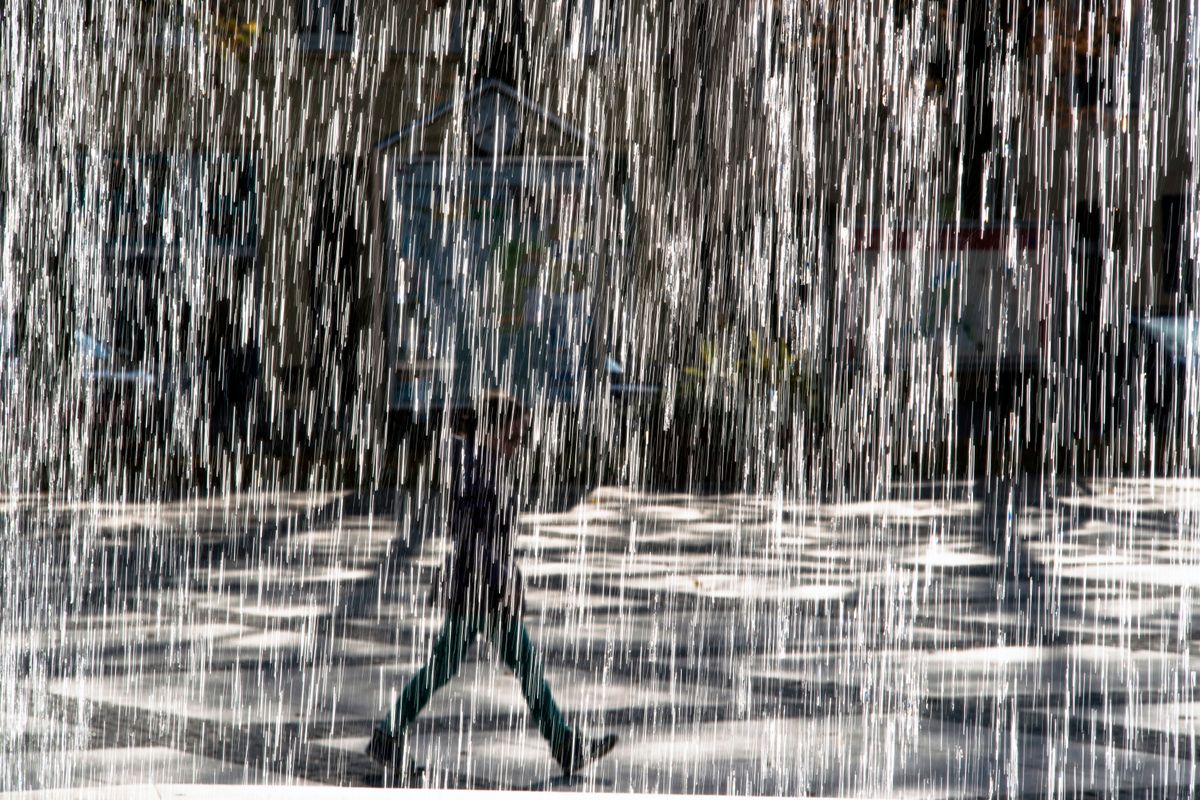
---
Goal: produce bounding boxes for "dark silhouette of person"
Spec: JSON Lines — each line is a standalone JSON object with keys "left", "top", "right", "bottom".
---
{"left": 368, "top": 393, "right": 618, "bottom": 781}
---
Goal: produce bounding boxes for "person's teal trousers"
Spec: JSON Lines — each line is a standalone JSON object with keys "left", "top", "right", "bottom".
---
{"left": 381, "top": 608, "right": 570, "bottom": 744}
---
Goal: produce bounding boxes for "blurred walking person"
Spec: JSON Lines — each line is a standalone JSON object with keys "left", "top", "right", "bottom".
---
{"left": 368, "top": 393, "right": 618, "bottom": 782}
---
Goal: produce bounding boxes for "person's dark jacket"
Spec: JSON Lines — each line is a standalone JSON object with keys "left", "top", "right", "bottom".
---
{"left": 439, "top": 434, "right": 524, "bottom": 615}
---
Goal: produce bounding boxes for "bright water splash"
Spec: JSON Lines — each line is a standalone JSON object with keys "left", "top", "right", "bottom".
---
{"left": 2, "top": 0, "right": 1200, "bottom": 795}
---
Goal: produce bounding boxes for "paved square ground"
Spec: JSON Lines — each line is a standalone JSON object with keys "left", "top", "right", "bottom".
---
{"left": 3, "top": 480, "right": 1200, "bottom": 796}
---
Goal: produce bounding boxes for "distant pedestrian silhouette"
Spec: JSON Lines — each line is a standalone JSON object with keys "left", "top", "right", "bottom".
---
{"left": 368, "top": 393, "right": 618, "bottom": 781}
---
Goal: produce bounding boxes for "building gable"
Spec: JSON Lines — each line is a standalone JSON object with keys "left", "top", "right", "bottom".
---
{"left": 376, "top": 80, "right": 597, "bottom": 161}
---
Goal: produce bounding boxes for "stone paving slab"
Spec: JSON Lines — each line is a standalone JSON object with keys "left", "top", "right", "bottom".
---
{"left": 1, "top": 748, "right": 291, "bottom": 792}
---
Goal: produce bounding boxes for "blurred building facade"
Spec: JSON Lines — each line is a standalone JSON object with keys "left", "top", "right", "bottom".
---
{"left": 11, "top": 0, "right": 1194, "bottom": 479}
{"left": 58, "top": 0, "right": 633, "bottom": 456}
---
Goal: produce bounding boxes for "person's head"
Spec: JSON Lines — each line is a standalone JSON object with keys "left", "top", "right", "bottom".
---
{"left": 476, "top": 392, "right": 531, "bottom": 458}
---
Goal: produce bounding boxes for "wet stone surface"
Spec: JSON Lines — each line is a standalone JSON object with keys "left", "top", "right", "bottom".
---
{"left": 3, "top": 481, "right": 1200, "bottom": 796}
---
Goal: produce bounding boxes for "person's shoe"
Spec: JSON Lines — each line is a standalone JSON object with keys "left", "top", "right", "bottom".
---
{"left": 552, "top": 730, "right": 619, "bottom": 777}
{"left": 366, "top": 727, "right": 404, "bottom": 767}
{"left": 366, "top": 727, "right": 424, "bottom": 784}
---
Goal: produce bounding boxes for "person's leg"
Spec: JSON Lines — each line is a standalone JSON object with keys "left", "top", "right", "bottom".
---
{"left": 486, "top": 609, "right": 571, "bottom": 744}
{"left": 382, "top": 612, "right": 478, "bottom": 735}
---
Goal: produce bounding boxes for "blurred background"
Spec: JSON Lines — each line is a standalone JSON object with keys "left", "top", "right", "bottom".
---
{"left": 4, "top": 0, "right": 1195, "bottom": 498}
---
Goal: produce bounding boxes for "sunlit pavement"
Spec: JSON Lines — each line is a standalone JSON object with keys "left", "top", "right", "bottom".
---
{"left": 4, "top": 480, "right": 1200, "bottom": 797}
